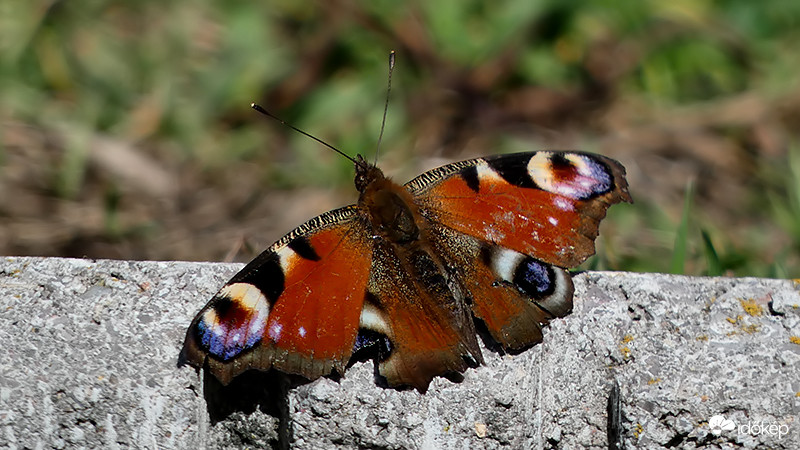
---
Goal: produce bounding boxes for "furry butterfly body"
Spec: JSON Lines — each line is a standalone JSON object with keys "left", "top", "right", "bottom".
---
{"left": 181, "top": 151, "right": 631, "bottom": 392}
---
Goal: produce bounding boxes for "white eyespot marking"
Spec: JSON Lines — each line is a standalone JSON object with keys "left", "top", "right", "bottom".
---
{"left": 220, "top": 283, "right": 270, "bottom": 312}
{"left": 249, "top": 316, "right": 265, "bottom": 338}
{"left": 276, "top": 245, "right": 300, "bottom": 272}
{"left": 548, "top": 216, "right": 559, "bottom": 226}
{"left": 565, "top": 153, "right": 588, "bottom": 170}
{"left": 199, "top": 283, "right": 270, "bottom": 359}
{"left": 202, "top": 309, "right": 224, "bottom": 336}
{"left": 298, "top": 326, "right": 307, "bottom": 338}
{"left": 534, "top": 267, "right": 573, "bottom": 317}
{"left": 360, "top": 302, "right": 390, "bottom": 335}
{"left": 567, "top": 153, "right": 598, "bottom": 177}
{"left": 268, "top": 323, "right": 283, "bottom": 341}
{"left": 554, "top": 197, "right": 574, "bottom": 211}
{"left": 527, "top": 152, "right": 557, "bottom": 190}
{"left": 490, "top": 247, "right": 526, "bottom": 282}
{"left": 475, "top": 160, "right": 504, "bottom": 184}
{"left": 552, "top": 268, "right": 571, "bottom": 300}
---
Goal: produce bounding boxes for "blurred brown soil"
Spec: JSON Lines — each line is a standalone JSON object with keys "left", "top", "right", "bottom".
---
{"left": 1, "top": 46, "right": 798, "bottom": 267}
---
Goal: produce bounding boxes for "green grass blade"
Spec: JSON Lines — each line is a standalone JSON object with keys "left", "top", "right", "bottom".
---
{"left": 670, "top": 180, "right": 694, "bottom": 274}
{"left": 701, "top": 229, "right": 722, "bottom": 276}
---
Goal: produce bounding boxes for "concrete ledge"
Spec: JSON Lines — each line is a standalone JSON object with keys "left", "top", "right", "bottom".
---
{"left": 1, "top": 256, "right": 798, "bottom": 449}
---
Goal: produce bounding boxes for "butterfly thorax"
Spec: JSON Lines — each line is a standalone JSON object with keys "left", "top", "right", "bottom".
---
{"left": 355, "top": 157, "right": 420, "bottom": 244}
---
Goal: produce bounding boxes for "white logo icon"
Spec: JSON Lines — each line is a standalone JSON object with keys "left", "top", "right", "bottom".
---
{"left": 709, "top": 415, "right": 736, "bottom": 435}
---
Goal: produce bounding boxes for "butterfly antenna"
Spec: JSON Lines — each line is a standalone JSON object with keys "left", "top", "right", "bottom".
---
{"left": 373, "top": 50, "right": 396, "bottom": 166}
{"left": 250, "top": 103, "right": 357, "bottom": 165}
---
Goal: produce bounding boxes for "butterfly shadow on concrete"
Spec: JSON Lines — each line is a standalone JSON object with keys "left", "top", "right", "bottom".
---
{"left": 184, "top": 353, "right": 437, "bottom": 449}
{"left": 179, "top": 350, "right": 310, "bottom": 450}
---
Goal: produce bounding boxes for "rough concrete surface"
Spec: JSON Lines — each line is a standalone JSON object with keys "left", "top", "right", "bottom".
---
{"left": 0, "top": 256, "right": 798, "bottom": 449}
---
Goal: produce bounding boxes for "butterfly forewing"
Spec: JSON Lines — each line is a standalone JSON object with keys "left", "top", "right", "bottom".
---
{"left": 407, "top": 151, "right": 631, "bottom": 268}
{"left": 182, "top": 206, "right": 373, "bottom": 384}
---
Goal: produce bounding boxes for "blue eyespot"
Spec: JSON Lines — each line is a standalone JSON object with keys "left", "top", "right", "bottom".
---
{"left": 513, "top": 258, "right": 554, "bottom": 298}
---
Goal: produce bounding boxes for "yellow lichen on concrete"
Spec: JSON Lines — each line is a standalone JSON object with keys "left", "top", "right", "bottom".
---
{"left": 740, "top": 298, "right": 763, "bottom": 316}
{"left": 619, "top": 334, "right": 634, "bottom": 360}
{"left": 742, "top": 324, "right": 760, "bottom": 334}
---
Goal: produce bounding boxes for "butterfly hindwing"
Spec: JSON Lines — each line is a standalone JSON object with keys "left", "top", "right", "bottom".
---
{"left": 181, "top": 206, "right": 373, "bottom": 384}
{"left": 427, "top": 223, "right": 574, "bottom": 350}
{"left": 359, "top": 238, "right": 483, "bottom": 392}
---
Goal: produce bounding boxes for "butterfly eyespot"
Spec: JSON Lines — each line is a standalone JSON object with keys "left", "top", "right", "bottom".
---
{"left": 527, "top": 152, "right": 614, "bottom": 200}
{"left": 196, "top": 283, "right": 270, "bottom": 361}
{"left": 484, "top": 245, "right": 557, "bottom": 300}
{"left": 512, "top": 258, "right": 555, "bottom": 299}
{"left": 351, "top": 329, "right": 393, "bottom": 362}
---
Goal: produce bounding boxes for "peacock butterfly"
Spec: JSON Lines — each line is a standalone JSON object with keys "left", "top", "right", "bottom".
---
{"left": 180, "top": 140, "right": 631, "bottom": 392}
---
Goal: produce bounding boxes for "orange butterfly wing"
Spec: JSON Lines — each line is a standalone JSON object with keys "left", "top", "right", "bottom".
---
{"left": 181, "top": 207, "right": 373, "bottom": 384}
{"left": 425, "top": 223, "right": 575, "bottom": 350}
{"left": 408, "top": 151, "right": 631, "bottom": 349}
{"left": 357, "top": 239, "right": 483, "bottom": 392}
{"left": 408, "top": 151, "right": 631, "bottom": 268}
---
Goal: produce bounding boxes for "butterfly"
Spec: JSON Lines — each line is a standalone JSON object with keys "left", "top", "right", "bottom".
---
{"left": 181, "top": 150, "right": 631, "bottom": 392}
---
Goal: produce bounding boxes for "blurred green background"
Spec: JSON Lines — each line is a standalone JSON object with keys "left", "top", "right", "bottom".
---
{"left": 1, "top": 0, "right": 799, "bottom": 277}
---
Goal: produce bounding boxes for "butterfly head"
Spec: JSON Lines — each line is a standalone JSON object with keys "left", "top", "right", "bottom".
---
{"left": 354, "top": 154, "right": 387, "bottom": 193}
